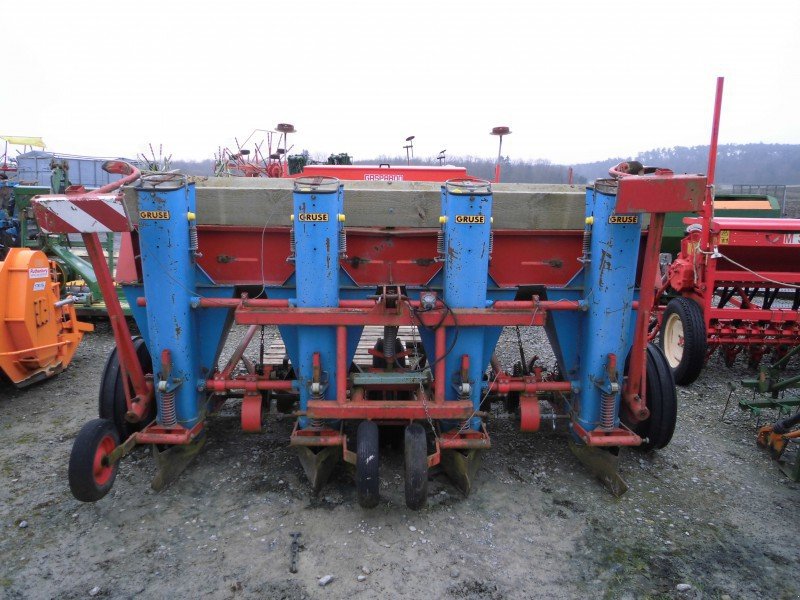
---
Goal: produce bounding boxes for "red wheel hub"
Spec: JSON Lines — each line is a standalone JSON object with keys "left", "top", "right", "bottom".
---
{"left": 93, "top": 434, "right": 116, "bottom": 486}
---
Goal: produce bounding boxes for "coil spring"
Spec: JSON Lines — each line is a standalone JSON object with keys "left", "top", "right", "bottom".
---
{"left": 488, "top": 231, "right": 494, "bottom": 257}
{"left": 578, "top": 226, "right": 591, "bottom": 264}
{"left": 383, "top": 326, "right": 398, "bottom": 362}
{"left": 600, "top": 391, "right": 615, "bottom": 430}
{"left": 339, "top": 229, "right": 347, "bottom": 258}
{"left": 189, "top": 223, "right": 199, "bottom": 255}
{"left": 287, "top": 228, "right": 296, "bottom": 262}
{"left": 309, "top": 418, "right": 324, "bottom": 429}
{"left": 436, "top": 230, "right": 445, "bottom": 260}
{"left": 161, "top": 389, "right": 177, "bottom": 426}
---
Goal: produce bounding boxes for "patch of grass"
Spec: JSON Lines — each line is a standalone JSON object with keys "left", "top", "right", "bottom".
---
{"left": 16, "top": 432, "right": 37, "bottom": 444}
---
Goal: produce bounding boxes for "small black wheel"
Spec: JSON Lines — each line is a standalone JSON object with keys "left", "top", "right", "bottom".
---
{"left": 68, "top": 418, "right": 120, "bottom": 502}
{"left": 660, "top": 297, "right": 706, "bottom": 385}
{"left": 634, "top": 344, "right": 678, "bottom": 451}
{"left": 356, "top": 420, "right": 380, "bottom": 508}
{"left": 99, "top": 336, "right": 155, "bottom": 439}
{"left": 404, "top": 423, "right": 429, "bottom": 510}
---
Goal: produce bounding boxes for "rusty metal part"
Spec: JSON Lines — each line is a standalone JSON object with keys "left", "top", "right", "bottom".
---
{"left": 569, "top": 439, "right": 628, "bottom": 497}
{"left": 151, "top": 433, "right": 207, "bottom": 491}
{"left": 294, "top": 446, "right": 340, "bottom": 494}
{"left": 439, "top": 449, "right": 483, "bottom": 496}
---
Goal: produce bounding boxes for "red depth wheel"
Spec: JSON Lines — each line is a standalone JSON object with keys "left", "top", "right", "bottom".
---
{"left": 69, "top": 419, "right": 121, "bottom": 502}
{"left": 92, "top": 434, "right": 117, "bottom": 486}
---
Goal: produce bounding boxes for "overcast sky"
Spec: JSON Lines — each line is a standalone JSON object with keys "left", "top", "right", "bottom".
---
{"left": 3, "top": 0, "right": 799, "bottom": 165}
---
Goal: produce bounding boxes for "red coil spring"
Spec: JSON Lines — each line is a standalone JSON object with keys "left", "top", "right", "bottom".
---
{"left": 600, "top": 392, "right": 615, "bottom": 430}
{"left": 161, "top": 390, "right": 177, "bottom": 426}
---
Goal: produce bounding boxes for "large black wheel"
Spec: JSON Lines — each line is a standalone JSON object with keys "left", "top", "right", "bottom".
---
{"left": 99, "top": 337, "right": 154, "bottom": 439}
{"left": 404, "top": 423, "right": 428, "bottom": 510}
{"left": 68, "top": 418, "right": 120, "bottom": 502}
{"left": 634, "top": 344, "right": 678, "bottom": 451}
{"left": 659, "top": 297, "right": 706, "bottom": 385}
{"left": 356, "top": 420, "right": 380, "bottom": 508}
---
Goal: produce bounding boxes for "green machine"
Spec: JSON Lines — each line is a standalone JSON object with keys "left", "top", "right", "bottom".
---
{"left": 12, "top": 181, "right": 125, "bottom": 317}
{"left": 661, "top": 193, "right": 781, "bottom": 255}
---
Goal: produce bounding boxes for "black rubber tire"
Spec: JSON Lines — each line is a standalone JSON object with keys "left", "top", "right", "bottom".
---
{"left": 659, "top": 297, "right": 706, "bottom": 385}
{"left": 634, "top": 344, "right": 678, "bottom": 451}
{"left": 404, "top": 423, "right": 428, "bottom": 510}
{"left": 99, "top": 337, "right": 154, "bottom": 439}
{"left": 356, "top": 421, "right": 380, "bottom": 508}
{"left": 68, "top": 418, "right": 120, "bottom": 502}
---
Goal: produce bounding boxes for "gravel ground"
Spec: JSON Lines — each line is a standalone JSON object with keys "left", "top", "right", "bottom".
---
{"left": 1, "top": 322, "right": 798, "bottom": 599}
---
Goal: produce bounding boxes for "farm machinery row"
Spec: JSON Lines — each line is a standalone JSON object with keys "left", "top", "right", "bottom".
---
{"left": 652, "top": 79, "right": 800, "bottom": 385}
{"left": 32, "top": 155, "right": 709, "bottom": 506}
{"left": 0, "top": 149, "right": 134, "bottom": 388}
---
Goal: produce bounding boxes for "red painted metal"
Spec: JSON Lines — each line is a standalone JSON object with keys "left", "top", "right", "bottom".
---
{"left": 519, "top": 395, "right": 541, "bottom": 432}
{"left": 32, "top": 162, "right": 153, "bottom": 421}
{"left": 304, "top": 399, "right": 475, "bottom": 420}
{"left": 221, "top": 325, "right": 258, "bottom": 379}
{"left": 241, "top": 391, "right": 262, "bottom": 432}
{"left": 136, "top": 421, "right": 204, "bottom": 445}
{"left": 234, "top": 306, "right": 551, "bottom": 327}
{"left": 93, "top": 435, "right": 116, "bottom": 486}
{"left": 623, "top": 211, "right": 662, "bottom": 422}
{"left": 434, "top": 326, "right": 446, "bottom": 403}
{"left": 290, "top": 427, "right": 345, "bottom": 447}
{"left": 117, "top": 225, "right": 656, "bottom": 290}
{"left": 571, "top": 422, "right": 641, "bottom": 447}
{"left": 85, "top": 232, "right": 152, "bottom": 421}
{"left": 616, "top": 174, "right": 706, "bottom": 214}
{"left": 336, "top": 326, "right": 347, "bottom": 405}
{"left": 706, "top": 77, "right": 724, "bottom": 188}
{"left": 205, "top": 378, "right": 294, "bottom": 392}
{"left": 296, "top": 164, "right": 469, "bottom": 182}
{"left": 699, "top": 216, "right": 800, "bottom": 232}
{"left": 438, "top": 426, "right": 492, "bottom": 449}
{"left": 489, "top": 379, "right": 571, "bottom": 393}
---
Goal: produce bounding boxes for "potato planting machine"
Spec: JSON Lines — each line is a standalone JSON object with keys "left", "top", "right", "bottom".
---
{"left": 35, "top": 159, "right": 707, "bottom": 506}
{"left": 653, "top": 78, "right": 800, "bottom": 384}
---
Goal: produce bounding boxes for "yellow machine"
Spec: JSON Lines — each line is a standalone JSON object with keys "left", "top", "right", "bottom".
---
{"left": 0, "top": 247, "right": 92, "bottom": 387}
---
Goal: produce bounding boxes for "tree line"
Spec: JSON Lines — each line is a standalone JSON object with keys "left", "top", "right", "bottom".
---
{"left": 169, "top": 143, "right": 800, "bottom": 185}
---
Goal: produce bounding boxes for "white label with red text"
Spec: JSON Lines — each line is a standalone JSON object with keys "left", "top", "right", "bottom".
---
{"left": 28, "top": 267, "right": 49, "bottom": 279}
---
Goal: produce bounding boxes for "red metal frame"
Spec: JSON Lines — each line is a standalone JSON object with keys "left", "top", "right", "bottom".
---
{"left": 133, "top": 226, "right": 652, "bottom": 289}
{"left": 655, "top": 78, "right": 800, "bottom": 358}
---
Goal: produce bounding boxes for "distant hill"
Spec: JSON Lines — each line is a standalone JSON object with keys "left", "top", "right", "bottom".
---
{"left": 170, "top": 143, "right": 800, "bottom": 185}
{"left": 572, "top": 143, "right": 800, "bottom": 185}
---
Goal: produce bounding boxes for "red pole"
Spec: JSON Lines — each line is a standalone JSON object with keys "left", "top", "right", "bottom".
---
{"left": 83, "top": 232, "right": 151, "bottom": 421}
{"left": 205, "top": 379, "right": 294, "bottom": 392}
{"left": 623, "top": 212, "right": 664, "bottom": 422}
{"left": 434, "top": 327, "right": 446, "bottom": 403}
{"left": 336, "top": 326, "right": 347, "bottom": 405}
{"left": 701, "top": 77, "right": 724, "bottom": 254}
{"left": 489, "top": 380, "right": 572, "bottom": 393}
{"left": 706, "top": 77, "right": 724, "bottom": 187}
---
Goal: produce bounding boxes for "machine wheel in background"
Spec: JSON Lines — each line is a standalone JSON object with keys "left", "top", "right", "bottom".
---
{"left": 634, "top": 344, "right": 678, "bottom": 451}
{"left": 404, "top": 423, "right": 428, "bottom": 510}
{"left": 99, "top": 337, "right": 154, "bottom": 439}
{"left": 356, "top": 420, "right": 380, "bottom": 508}
{"left": 68, "top": 418, "right": 120, "bottom": 502}
{"left": 659, "top": 297, "right": 706, "bottom": 385}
